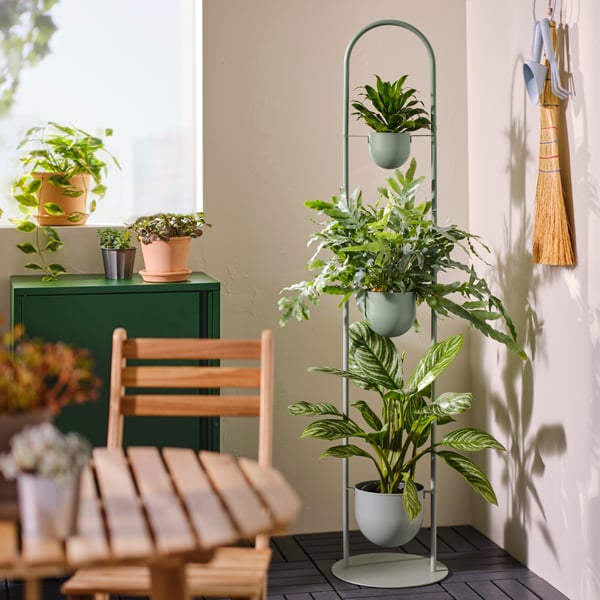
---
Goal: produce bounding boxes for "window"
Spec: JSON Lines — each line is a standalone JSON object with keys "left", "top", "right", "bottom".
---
{"left": 0, "top": 0, "right": 202, "bottom": 224}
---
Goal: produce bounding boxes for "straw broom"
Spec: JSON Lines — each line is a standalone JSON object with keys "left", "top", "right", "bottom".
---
{"left": 532, "top": 19, "right": 575, "bottom": 265}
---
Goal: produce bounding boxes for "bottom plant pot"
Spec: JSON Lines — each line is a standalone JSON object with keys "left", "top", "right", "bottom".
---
{"left": 101, "top": 247, "right": 137, "bottom": 280}
{"left": 362, "top": 291, "right": 416, "bottom": 338}
{"left": 17, "top": 471, "right": 82, "bottom": 539}
{"left": 354, "top": 480, "right": 424, "bottom": 547}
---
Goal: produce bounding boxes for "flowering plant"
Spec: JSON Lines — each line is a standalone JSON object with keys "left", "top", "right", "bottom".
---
{"left": 0, "top": 422, "right": 91, "bottom": 483}
{"left": 0, "top": 322, "right": 101, "bottom": 414}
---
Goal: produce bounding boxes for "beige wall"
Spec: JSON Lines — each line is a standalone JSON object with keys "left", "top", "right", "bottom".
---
{"left": 467, "top": 1, "right": 599, "bottom": 598}
{"left": 203, "top": 0, "right": 472, "bottom": 534}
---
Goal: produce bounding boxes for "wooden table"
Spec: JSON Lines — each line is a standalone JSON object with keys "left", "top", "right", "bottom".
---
{"left": 0, "top": 447, "right": 301, "bottom": 600}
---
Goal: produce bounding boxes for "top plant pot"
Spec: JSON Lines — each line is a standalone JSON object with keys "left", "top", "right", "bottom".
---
{"left": 368, "top": 132, "right": 411, "bottom": 169}
{"left": 34, "top": 172, "right": 90, "bottom": 226}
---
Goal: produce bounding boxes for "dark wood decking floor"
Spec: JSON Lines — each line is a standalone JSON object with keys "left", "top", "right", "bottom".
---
{"left": 1, "top": 526, "right": 568, "bottom": 600}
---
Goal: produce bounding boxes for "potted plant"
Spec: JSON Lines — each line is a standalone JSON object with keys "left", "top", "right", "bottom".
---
{"left": 127, "top": 212, "right": 210, "bottom": 282}
{"left": 97, "top": 228, "right": 136, "bottom": 280}
{"left": 279, "top": 158, "right": 526, "bottom": 359}
{"left": 0, "top": 320, "right": 101, "bottom": 518}
{"left": 9, "top": 121, "right": 120, "bottom": 281}
{"left": 0, "top": 422, "right": 91, "bottom": 539}
{"left": 352, "top": 74, "right": 431, "bottom": 169}
{"left": 289, "top": 321, "right": 505, "bottom": 546}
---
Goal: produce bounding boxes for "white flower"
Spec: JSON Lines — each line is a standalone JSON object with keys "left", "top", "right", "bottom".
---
{"left": 0, "top": 423, "right": 91, "bottom": 483}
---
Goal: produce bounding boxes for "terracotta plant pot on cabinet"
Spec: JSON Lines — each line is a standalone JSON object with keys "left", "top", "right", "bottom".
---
{"left": 127, "top": 212, "right": 209, "bottom": 283}
{"left": 139, "top": 237, "right": 192, "bottom": 282}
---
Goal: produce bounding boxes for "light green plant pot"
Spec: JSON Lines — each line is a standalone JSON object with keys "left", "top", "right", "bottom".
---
{"left": 368, "top": 132, "right": 411, "bottom": 169}
{"left": 363, "top": 291, "right": 416, "bottom": 338}
{"left": 354, "top": 480, "right": 424, "bottom": 547}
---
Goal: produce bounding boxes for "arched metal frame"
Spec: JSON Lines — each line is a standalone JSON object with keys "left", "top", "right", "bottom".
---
{"left": 333, "top": 19, "right": 448, "bottom": 588}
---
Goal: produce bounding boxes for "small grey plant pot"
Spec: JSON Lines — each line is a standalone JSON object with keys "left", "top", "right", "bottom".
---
{"left": 354, "top": 480, "right": 424, "bottom": 547}
{"left": 362, "top": 291, "right": 416, "bottom": 338}
{"left": 368, "top": 132, "right": 411, "bottom": 169}
{"left": 101, "top": 247, "right": 137, "bottom": 280}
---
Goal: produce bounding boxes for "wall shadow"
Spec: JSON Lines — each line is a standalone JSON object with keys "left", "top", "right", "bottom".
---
{"left": 486, "top": 55, "right": 567, "bottom": 565}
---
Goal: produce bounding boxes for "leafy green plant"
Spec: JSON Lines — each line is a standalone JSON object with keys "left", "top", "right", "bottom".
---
{"left": 289, "top": 321, "right": 505, "bottom": 519}
{"left": 0, "top": 321, "right": 101, "bottom": 415}
{"left": 9, "top": 122, "right": 120, "bottom": 281}
{"left": 128, "top": 212, "right": 209, "bottom": 244}
{"left": 352, "top": 75, "right": 431, "bottom": 133}
{"left": 97, "top": 228, "right": 133, "bottom": 250}
{"left": 278, "top": 158, "right": 525, "bottom": 359}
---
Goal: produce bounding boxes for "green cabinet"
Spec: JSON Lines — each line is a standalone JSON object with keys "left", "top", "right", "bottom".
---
{"left": 11, "top": 273, "right": 220, "bottom": 450}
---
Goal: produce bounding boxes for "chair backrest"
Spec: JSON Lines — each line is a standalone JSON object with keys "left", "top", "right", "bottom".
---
{"left": 106, "top": 327, "right": 274, "bottom": 469}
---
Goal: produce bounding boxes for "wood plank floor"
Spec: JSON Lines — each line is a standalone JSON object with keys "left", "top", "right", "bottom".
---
{"left": 0, "top": 526, "right": 568, "bottom": 600}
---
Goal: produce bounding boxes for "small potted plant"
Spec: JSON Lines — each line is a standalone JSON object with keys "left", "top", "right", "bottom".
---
{"left": 289, "top": 321, "right": 505, "bottom": 547}
{"left": 278, "top": 158, "right": 526, "bottom": 359}
{"left": 97, "top": 228, "right": 136, "bottom": 280}
{"left": 9, "top": 121, "right": 120, "bottom": 281}
{"left": 0, "top": 422, "right": 91, "bottom": 539}
{"left": 0, "top": 320, "right": 101, "bottom": 518}
{"left": 127, "top": 212, "right": 210, "bottom": 282}
{"left": 352, "top": 74, "right": 431, "bottom": 169}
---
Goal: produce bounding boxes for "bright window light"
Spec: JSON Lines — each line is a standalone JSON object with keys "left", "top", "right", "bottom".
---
{"left": 0, "top": 0, "right": 202, "bottom": 225}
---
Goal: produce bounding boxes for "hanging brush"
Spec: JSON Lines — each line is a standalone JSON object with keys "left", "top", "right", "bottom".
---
{"left": 531, "top": 16, "right": 575, "bottom": 265}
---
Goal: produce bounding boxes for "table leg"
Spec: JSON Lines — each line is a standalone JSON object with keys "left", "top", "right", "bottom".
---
{"left": 150, "top": 564, "right": 188, "bottom": 600}
{"left": 24, "top": 578, "right": 40, "bottom": 600}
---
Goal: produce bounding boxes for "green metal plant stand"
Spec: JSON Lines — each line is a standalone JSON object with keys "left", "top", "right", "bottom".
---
{"left": 334, "top": 19, "right": 448, "bottom": 588}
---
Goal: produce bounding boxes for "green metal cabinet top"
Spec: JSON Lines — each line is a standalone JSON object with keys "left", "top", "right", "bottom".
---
{"left": 11, "top": 272, "right": 220, "bottom": 296}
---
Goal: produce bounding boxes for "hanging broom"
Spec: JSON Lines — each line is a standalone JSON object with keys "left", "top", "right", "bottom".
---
{"left": 532, "top": 19, "right": 575, "bottom": 265}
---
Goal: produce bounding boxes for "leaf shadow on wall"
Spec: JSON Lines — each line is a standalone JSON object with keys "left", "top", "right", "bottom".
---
{"left": 487, "top": 59, "right": 567, "bottom": 564}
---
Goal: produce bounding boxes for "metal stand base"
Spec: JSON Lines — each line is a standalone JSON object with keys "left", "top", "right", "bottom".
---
{"left": 331, "top": 553, "right": 448, "bottom": 588}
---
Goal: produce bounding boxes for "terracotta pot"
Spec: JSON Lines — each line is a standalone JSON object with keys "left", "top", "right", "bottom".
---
{"left": 0, "top": 410, "right": 52, "bottom": 519}
{"left": 33, "top": 172, "right": 90, "bottom": 226}
{"left": 139, "top": 237, "right": 192, "bottom": 282}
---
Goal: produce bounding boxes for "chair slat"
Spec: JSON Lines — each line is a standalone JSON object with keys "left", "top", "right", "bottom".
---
{"left": 199, "top": 451, "right": 271, "bottom": 539}
{"left": 66, "top": 467, "right": 110, "bottom": 565}
{"left": 127, "top": 447, "right": 196, "bottom": 555}
{"left": 122, "top": 366, "right": 260, "bottom": 389}
{"left": 162, "top": 448, "right": 239, "bottom": 549}
{"left": 120, "top": 395, "right": 260, "bottom": 417}
{"left": 93, "top": 448, "right": 153, "bottom": 559}
{"left": 123, "top": 338, "right": 261, "bottom": 360}
{"left": 22, "top": 536, "right": 64, "bottom": 565}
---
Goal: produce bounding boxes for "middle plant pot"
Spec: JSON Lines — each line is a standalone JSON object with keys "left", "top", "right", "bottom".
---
{"left": 101, "top": 247, "right": 137, "bottom": 280}
{"left": 139, "top": 236, "right": 192, "bottom": 282}
{"left": 362, "top": 291, "right": 416, "bottom": 338}
{"left": 354, "top": 480, "right": 424, "bottom": 547}
{"left": 34, "top": 172, "right": 91, "bottom": 226}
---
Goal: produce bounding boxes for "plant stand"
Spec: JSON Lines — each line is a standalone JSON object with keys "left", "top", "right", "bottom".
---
{"left": 333, "top": 19, "right": 448, "bottom": 588}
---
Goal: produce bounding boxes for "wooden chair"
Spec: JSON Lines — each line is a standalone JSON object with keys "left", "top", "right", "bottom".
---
{"left": 61, "top": 327, "right": 274, "bottom": 600}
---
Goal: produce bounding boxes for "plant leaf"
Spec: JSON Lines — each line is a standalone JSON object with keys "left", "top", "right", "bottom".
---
{"left": 288, "top": 401, "right": 343, "bottom": 417}
{"left": 437, "top": 450, "right": 498, "bottom": 505}
{"left": 322, "top": 444, "right": 373, "bottom": 459}
{"left": 440, "top": 428, "right": 505, "bottom": 452}
{"left": 301, "top": 419, "right": 363, "bottom": 441}
{"left": 407, "top": 334, "right": 463, "bottom": 393}
{"left": 402, "top": 474, "right": 422, "bottom": 520}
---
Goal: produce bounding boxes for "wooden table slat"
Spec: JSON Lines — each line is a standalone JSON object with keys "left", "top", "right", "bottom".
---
{"left": 238, "top": 458, "right": 301, "bottom": 529}
{"left": 93, "top": 448, "right": 153, "bottom": 558}
{"left": 162, "top": 447, "right": 238, "bottom": 549}
{"left": 0, "top": 520, "right": 18, "bottom": 565}
{"left": 199, "top": 451, "right": 271, "bottom": 538}
{"left": 127, "top": 447, "right": 196, "bottom": 555}
{"left": 65, "top": 466, "right": 110, "bottom": 565}
{"left": 21, "top": 536, "right": 64, "bottom": 564}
